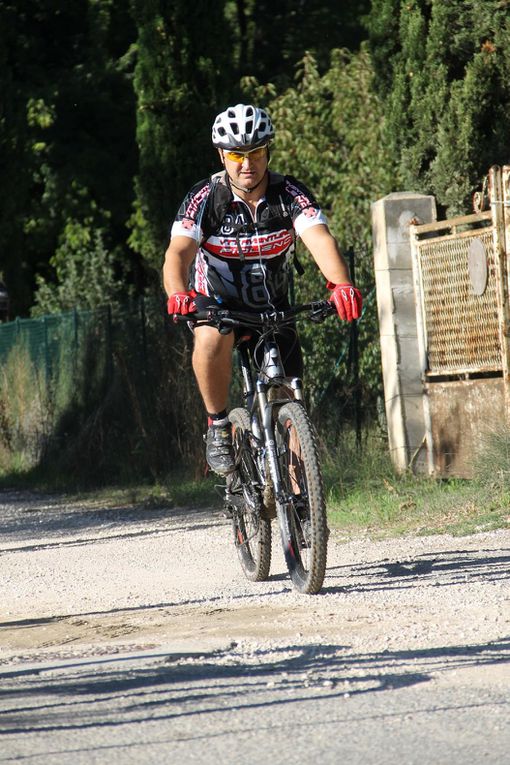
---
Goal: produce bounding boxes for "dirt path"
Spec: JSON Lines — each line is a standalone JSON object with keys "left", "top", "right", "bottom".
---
{"left": 1, "top": 489, "right": 509, "bottom": 660}
{"left": 0, "top": 490, "right": 509, "bottom": 763}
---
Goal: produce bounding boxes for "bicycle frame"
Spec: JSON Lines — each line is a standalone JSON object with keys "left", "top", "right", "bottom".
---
{"left": 234, "top": 334, "right": 306, "bottom": 571}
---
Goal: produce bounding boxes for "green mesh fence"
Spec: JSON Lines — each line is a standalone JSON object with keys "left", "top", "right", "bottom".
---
{"left": 0, "top": 299, "right": 174, "bottom": 478}
{"left": 0, "top": 294, "right": 371, "bottom": 481}
{"left": 0, "top": 303, "right": 153, "bottom": 384}
{"left": 2, "top": 309, "right": 81, "bottom": 376}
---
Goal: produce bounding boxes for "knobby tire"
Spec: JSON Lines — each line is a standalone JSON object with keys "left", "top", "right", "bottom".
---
{"left": 229, "top": 407, "right": 272, "bottom": 581}
{"left": 276, "top": 402, "right": 328, "bottom": 594}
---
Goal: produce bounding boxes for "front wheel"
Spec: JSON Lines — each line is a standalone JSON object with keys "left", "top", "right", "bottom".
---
{"left": 275, "top": 402, "right": 329, "bottom": 594}
{"left": 228, "top": 407, "right": 272, "bottom": 581}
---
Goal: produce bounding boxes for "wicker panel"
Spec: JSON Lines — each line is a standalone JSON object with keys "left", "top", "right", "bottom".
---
{"left": 417, "top": 229, "right": 501, "bottom": 374}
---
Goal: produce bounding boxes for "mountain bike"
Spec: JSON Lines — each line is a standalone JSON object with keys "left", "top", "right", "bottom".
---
{"left": 180, "top": 300, "right": 335, "bottom": 594}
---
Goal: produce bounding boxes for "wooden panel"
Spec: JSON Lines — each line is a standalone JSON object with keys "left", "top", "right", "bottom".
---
{"left": 427, "top": 377, "right": 505, "bottom": 477}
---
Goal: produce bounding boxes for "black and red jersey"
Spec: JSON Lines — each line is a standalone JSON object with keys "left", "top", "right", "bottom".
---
{"left": 170, "top": 170, "right": 327, "bottom": 309}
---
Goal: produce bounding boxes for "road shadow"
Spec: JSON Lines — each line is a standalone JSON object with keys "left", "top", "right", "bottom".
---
{"left": 322, "top": 547, "right": 510, "bottom": 594}
{"left": 0, "top": 637, "right": 508, "bottom": 738}
{"left": 0, "top": 489, "right": 226, "bottom": 552}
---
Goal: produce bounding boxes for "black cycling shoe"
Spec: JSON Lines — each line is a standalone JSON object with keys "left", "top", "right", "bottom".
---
{"left": 205, "top": 423, "right": 235, "bottom": 475}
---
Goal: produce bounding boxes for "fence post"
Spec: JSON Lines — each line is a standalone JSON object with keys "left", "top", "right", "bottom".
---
{"left": 73, "top": 307, "right": 79, "bottom": 347}
{"left": 105, "top": 305, "right": 113, "bottom": 380}
{"left": 139, "top": 296, "right": 148, "bottom": 369}
{"left": 372, "top": 192, "right": 437, "bottom": 473}
{"left": 43, "top": 316, "right": 50, "bottom": 384}
{"left": 73, "top": 307, "right": 79, "bottom": 374}
{"left": 494, "top": 165, "right": 510, "bottom": 424}
{"left": 347, "top": 248, "right": 362, "bottom": 450}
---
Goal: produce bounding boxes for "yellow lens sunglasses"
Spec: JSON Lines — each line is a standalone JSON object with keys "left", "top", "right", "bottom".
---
{"left": 224, "top": 146, "right": 268, "bottom": 163}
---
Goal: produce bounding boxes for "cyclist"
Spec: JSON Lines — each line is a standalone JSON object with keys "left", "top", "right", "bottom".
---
{"left": 163, "top": 103, "right": 362, "bottom": 476}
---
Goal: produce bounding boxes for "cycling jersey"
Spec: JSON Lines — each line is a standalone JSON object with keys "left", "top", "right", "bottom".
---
{"left": 170, "top": 170, "right": 327, "bottom": 309}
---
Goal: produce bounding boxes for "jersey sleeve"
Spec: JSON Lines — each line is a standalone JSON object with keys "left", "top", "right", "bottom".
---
{"left": 284, "top": 176, "right": 328, "bottom": 236}
{"left": 170, "top": 179, "right": 211, "bottom": 243}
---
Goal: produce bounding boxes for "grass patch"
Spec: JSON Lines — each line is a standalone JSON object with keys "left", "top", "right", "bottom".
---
{"left": 2, "top": 425, "right": 509, "bottom": 541}
{"left": 0, "top": 467, "right": 222, "bottom": 511}
{"left": 121, "top": 473, "right": 222, "bottom": 510}
{"left": 323, "top": 431, "right": 510, "bottom": 539}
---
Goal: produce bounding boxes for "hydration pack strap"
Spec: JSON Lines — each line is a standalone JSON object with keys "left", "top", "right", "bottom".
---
{"left": 202, "top": 172, "right": 304, "bottom": 274}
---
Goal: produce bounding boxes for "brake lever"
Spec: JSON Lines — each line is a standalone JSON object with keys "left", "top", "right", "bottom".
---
{"left": 309, "top": 301, "right": 334, "bottom": 323}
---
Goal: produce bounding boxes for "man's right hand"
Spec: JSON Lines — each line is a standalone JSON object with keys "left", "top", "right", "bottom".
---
{"left": 167, "top": 292, "right": 197, "bottom": 316}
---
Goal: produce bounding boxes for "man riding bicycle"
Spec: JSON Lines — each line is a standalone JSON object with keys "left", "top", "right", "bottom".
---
{"left": 163, "top": 103, "right": 362, "bottom": 476}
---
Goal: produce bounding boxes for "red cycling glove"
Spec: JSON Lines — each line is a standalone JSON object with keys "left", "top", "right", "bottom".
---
{"left": 328, "top": 282, "right": 363, "bottom": 322}
{"left": 167, "top": 291, "right": 197, "bottom": 316}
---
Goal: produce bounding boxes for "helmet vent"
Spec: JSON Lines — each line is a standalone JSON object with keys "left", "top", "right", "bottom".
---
{"left": 246, "top": 120, "right": 253, "bottom": 133}
{"left": 230, "top": 121, "right": 239, "bottom": 135}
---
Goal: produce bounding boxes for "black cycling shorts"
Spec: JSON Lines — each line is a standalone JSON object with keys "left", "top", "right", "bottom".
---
{"left": 193, "top": 294, "right": 304, "bottom": 379}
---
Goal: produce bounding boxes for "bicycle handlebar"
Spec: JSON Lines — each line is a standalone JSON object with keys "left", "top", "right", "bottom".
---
{"left": 172, "top": 300, "right": 336, "bottom": 330}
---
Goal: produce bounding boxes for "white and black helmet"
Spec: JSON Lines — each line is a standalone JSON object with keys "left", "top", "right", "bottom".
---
{"left": 212, "top": 104, "right": 274, "bottom": 150}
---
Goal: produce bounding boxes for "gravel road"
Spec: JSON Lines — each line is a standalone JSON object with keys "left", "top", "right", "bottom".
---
{"left": 0, "top": 489, "right": 509, "bottom": 764}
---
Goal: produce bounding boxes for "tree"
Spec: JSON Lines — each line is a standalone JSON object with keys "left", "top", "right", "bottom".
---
{"left": 129, "top": 0, "right": 373, "bottom": 268}
{"left": 366, "top": 0, "right": 510, "bottom": 214}
{"left": 31, "top": 222, "right": 126, "bottom": 316}
{"left": 0, "top": 0, "right": 39, "bottom": 313}
{"left": 244, "top": 47, "right": 396, "bottom": 411}
{"left": 0, "top": 0, "right": 139, "bottom": 315}
{"left": 233, "top": 0, "right": 371, "bottom": 85}
{"left": 129, "top": 0, "right": 235, "bottom": 268}
{"left": 1, "top": 1, "right": 372, "bottom": 312}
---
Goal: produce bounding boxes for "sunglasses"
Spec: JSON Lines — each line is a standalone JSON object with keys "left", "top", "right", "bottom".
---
{"left": 224, "top": 146, "right": 268, "bottom": 163}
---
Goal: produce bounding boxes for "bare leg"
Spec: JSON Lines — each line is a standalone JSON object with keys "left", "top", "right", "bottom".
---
{"left": 192, "top": 325, "right": 235, "bottom": 413}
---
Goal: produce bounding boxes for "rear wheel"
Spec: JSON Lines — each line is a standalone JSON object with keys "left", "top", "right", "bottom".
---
{"left": 276, "top": 402, "right": 328, "bottom": 594}
{"left": 228, "top": 407, "right": 272, "bottom": 581}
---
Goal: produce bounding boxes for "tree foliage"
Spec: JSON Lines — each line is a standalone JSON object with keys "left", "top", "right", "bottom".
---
{"left": 1, "top": 1, "right": 371, "bottom": 311}
{"left": 244, "top": 46, "right": 395, "bottom": 409}
{"left": 0, "top": 0, "right": 138, "bottom": 315}
{"left": 366, "top": 0, "right": 510, "bottom": 214}
{"left": 230, "top": 0, "right": 370, "bottom": 85}
{"left": 128, "top": 0, "right": 371, "bottom": 266}
{"left": 31, "top": 222, "right": 126, "bottom": 316}
{"left": 129, "top": 0, "right": 234, "bottom": 268}
{"left": 4, "top": 0, "right": 509, "bottom": 312}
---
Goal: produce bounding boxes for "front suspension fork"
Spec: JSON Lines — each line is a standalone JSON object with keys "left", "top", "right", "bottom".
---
{"left": 255, "top": 380, "right": 300, "bottom": 533}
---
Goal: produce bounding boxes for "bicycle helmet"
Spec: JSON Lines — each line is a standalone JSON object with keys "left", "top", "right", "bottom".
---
{"left": 212, "top": 104, "right": 274, "bottom": 150}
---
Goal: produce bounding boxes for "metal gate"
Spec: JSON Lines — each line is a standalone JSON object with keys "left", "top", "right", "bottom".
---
{"left": 410, "top": 165, "right": 510, "bottom": 476}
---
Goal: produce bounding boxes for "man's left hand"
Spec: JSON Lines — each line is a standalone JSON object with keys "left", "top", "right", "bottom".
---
{"left": 329, "top": 283, "right": 363, "bottom": 322}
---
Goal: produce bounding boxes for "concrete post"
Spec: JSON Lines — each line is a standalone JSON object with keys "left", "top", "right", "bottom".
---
{"left": 372, "top": 192, "right": 437, "bottom": 472}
